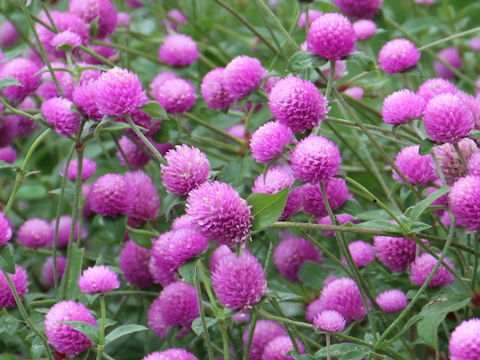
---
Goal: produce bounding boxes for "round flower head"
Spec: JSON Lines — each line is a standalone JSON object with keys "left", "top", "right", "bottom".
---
{"left": 434, "top": 139, "right": 478, "bottom": 185}
{"left": 307, "top": 13, "right": 355, "bottom": 60}
{"left": 51, "top": 31, "right": 82, "bottom": 50}
{"left": 242, "top": 320, "right": 287, "bottom": 360}
{"left": 45, "top": 300, "right": 97, "bottom": 357}
{"left": 48, "top": 215, "right": 86, "bottom": 248}
{"left": 382, "top": 89, "right": 426, "bottom": 125}
{"left": 344, "top": 86, "right": 364, "bottom": 100}
{"left": 346, "top": 240, "right": 375, "bottom": 268}
{"left": 393, "top": 145, "right": 438, "bottom": 185}
{"left": 449, "top": 318, "right": 480, "bottom": 360}
{"left": 434, "top": 47, "right": 462, "bottom": 79}
{"left": 274, "top": 236, "right": 323, "bottom": 282}
{"left": 68, "top": 0, "right": 118, "bottom": 38}
{"left": 165, "top": 9, "right": 188, "bottom": 31}
{"left": 291, "top": 134, "right": 341, "bottom": 183}
{"left": 281, "top": 186, "right": 305, "bottom": 220}
{"left": 410, "top": 253, "right": 455, "bottom": 287}
{"left": 89, "top": 173, "right": 134, "bottom": 217}
{"left": 150, "top": 71, "right": 178, "bottom": 96}
{"left": 0, "top": 58, "right": 40, "bottom": 101}
{"left": 314, "top": 310, "right": 346, "bottom": 332}
{"left": 117, "top": 12, "right": 130, "bottom": 27}
{"left": 60, "top": 157, "right": 97, "bottom": 182}
{"left": 73, "top": 80, "right": 103, "bottom": 121}
{"left": 78, "top": 265, "right": 120, "bottom": 294}
{"left": 252, "top": 166, "right": 294, "bottom": 195}
{"left": 120, "top": 240, "right": 153, "bottom": 288}
{"left": 468, "top": 151, "right": 480, "bottom": 177}
{"left": 374, "top": 236, "right": 417, "bottom": 272}
{"left": 158, "top": 34, "right": 198, "bottom": 67}
{"left": 378, "top": 39, "right": 421, "bottom": 74}
{"left": 263, "top": 336, "right": 305, "bottom": 360}
{"left": 201, "top": 67, "right": 234, "bottom": 110}
{"left": 0, "top": 116, "right": 17, "bottom": 148}
{"left": 471, "top": 37, "right": 480, "bottom": 52}
{"left": 36, "top": 63, "right": 75, "bottom": 100}
{"left": 10, "top": 97, "right": 39, "bottom": 138}
{"left": 297, "top": 10, "right": 323, "bottom": 27}
{"left": 0, "top": 20, "right": 19, "bottom": 47}
{"left": 316, "top": 213, "right": 356, "bottom": 237}
{"left": 143, "top": 349, "right": 198, "bottom": 360}
{"left": 212, "top": 252, "right": 267, "bottom": 309}
{"left": 42, "top": 256, "right": 67, "bottom": 288}
{"left": 333, "top": 0, "right": 382, "bottom": 19}
{"left": 157, "top": 281, "right": 199, "bottom": 328}
{"left": 41, "top": 97, "right": 81, "bottom": 137}
{"left": 376, "top": 289, "right": 407, "bottom": 313}
{"left": 186, "top": 181, "right": 252, "bottom": 247}
{"left": 96, "top": 67, "right": 146, "bottom": 117}
{"left": 17, "top": 218, "right": 51, "bottom": 248}
{"left": 302, "top": 178, "right": 352, "bottom": 216}
{"left": 155, "top": 78, "right": 195, "bottom": 114}
{"left": 0, "top": 146, "right": 16, "bottom": 164}
{"left": 223, "top": 55, "right": 265, "bottom": 100}
{"left": 0, "top": 265, "right": 28, "bottom": 308}
{"left": 458, "top": 92, "right": 480, "bottom": 130}
{"left": 423, "top": 94, "right": 474, "bottom": 143}
{"left": 147, "top": 299, "right": 169, "bottom": 339}
{"left": 125, "top": 171, "right": 159, "bottom": 227}
{"left": 172, "top": 214, "right": 195, "bottom": 230}
{"left": 268, "top": 76, "right": 329, "bottom": 133}
{"left": 250, "top": 121, "right": 292, "bottom": 162}
{"left": 417, "top": 78, "right": 458, "bottom": 103}
{"left": 353, "top": 19, "right": 377, "bottom": 41}
{"left": 161, "top": 145, "right": 210, "bottom": 196}
{"left": 116, "top": 135, "right": 150, "bottom": 170}
{"left": 449, "top": 175, "right": 480, "bottom": 230}
{"left": 0, "top": 211, "right": 13, "bottom": 247}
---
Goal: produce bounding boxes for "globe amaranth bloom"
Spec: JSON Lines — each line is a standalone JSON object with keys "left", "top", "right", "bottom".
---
{"left": 17, "top": 218, "right": 52, "bottom": 248}
{"left": 382, "top": 89, "right": 426, "bottom": 125}
{"left": 417, "top": 78, "right": 458, "bottom": 103}
{"left": 142, "top": 349, "right": 198, "bottom": 360}
{"left": 316, "top": 213, "right": 356, "bottom": 237}
{"left": 297, "top": 10, "right": 323, "bottom": 27}
{"left": 186, "top": 181, "right": 252, "bottom": 247}
{"left": 78, "top": 265, "right": 120, "bottom": 294}
{"left": 125, "top": 171, "right": 159, "bottom": 227}
{"left": 301, "top": 178, "right": 352, "bottom": 216}
{"left": 165, "top": 9, "right": 188, "bottom": 31}
{"left": 161, "top": 145, "right": 210, "bottom": 196}
{"left": 116, "top": 135, "right": 150, "bottom": 170}
{"left": 45, "top": 300, "right": 97, "bottom": 357}
{"left": 158, "top": 34, "right": 198, "bottom": 67}
{"left": 41, "top": 97, "right": 82, "bottom": 137}
{"left": 353, "top": 19, "right": 377, "bottom": 41}
{"left": 89, "top": 173, "right": 134, "bottom": 217}
{"left": 307, "top": 13, "right": 355, "bottom": 60}
{"left": 0, "top": 58, "right": 40, "bottom": 101}
{"left": 48, "top": 215, "right": 87, "bottom": 249}
{"left": 449, "top": 318, "right": 480, "bottom": 360}
{"left": 268, "top": 76, "right": 329, "bottom": 133}
{"left": 60, "top": 157, "right": 97, "bottom": 181}
{"left": 155, "top": 78, "right": 196, "bottom": 114}
{"left": 155, "top": 281, "right": 199, "bottom": 329}
{"left": 120, "top": 240, "right": 153, "bottom": 288}
{"left": 117, "top": 12, "right": 130, "bottom": 27}
{"left": 37, "top": 63, "right": 75, "bottom": 100}
{"left": 344, "top": 86, "right": 364, "bottom": 100}
{"left": 149, "top": 71, "right": 178, "bottom": 96}
{"left": 0, "top": 20, "right": 19, "bottom": 47}
{"left": 468, "top": 151, "right": 480, "bottom": 177}
{"left": 291, "top": 134, "right": 341, "bottom": 183}
{"left": 73, "top": 80, "right": 103, "bottom": 121}
{"left": 0, "top": 211, "right": 13, "bottom": 247}
{"left": 314, "top": 310, "right": 346, "bottom": 332}
{"left": 252, "top": 166, "right": 294, "bottom": 195}
{"left": 434, "top": 47, "right": 462, "bottom": 79}
{"left": 378, "top": 39, "right": 421, "bottom": 74}
{"left": 346, "top": 240, "right": 375, "bottom": 268}
{"left": 242, "top": 320, "right": 287, "bottom": 360}
{"left": 51, "top": 31, "right": 82, "bottom": 50}
{"left": 200, "top": 67, "right": 234, "bottom": 110}
{"left": 410, "top": 253, "right": 455, "bottom": 287}
{"left": 449, "top": 175, "right": 480, "bottom": 230}
{"left": 0, "top": 265, "right": 28, "bottom": 308}
{"left": 273, "top": 235, "right": 323, "bottom": 282}
{"left": 172, "top": 214, "right": 195, "bottom": 230}
{"left": 423, "top": 94, "right": 474, "bottom": 143}
{"left": 333, "top": 0, "right": 383, "bottom": 19}
{"left": 376, "top": 289, "right": 408, "bottom": 313}
{"left": 0, "top": 146, "right": 16, "bottom": 164}
{"left": 263, "top": 336, "right": 305, "bottom": 360}
{"left": 250, "top": 121, "right": 292, "bottom": 163}
{"left": 42, "top": 256, "right": 67, "bottom": 288}
{"left": 223, "top": 55, "right": 265, "bottom": 100}
{"left": 68, "top": 0, "right": 118, "bottom": 38}
{"left": 434, "top": 138, "right": 478, "bottom": 185}
{"left": 393, "top": 145, "right": 438, "bottom": 185}
{"left": 211, "top": 252, "right": 267, "bottom": 309}
{"left": 374, "top": 236, "right": 417, "bottom": 272}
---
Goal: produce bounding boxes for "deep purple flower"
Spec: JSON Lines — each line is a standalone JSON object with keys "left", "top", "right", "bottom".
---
{"left": 120, "top": 240, "right": 153, "bottom": 288}
{"left": 374, "top": 236, "right": 417, "bottom": 272}
{"left": 333, "top": 0, "right": 383, "bottom": 19}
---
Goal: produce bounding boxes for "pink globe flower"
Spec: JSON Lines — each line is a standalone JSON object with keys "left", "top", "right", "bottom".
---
{"left": 117, "top": 12, "right": 130, "bottom": 27}
{"left": 78, "top": 265, "right": 120, "bottom": 294}
{"left": 0, "top": 211, "right": 13, "bottom": 247}
{"left": 378, "top": 39, "right": 421, "bottom": 74}
{"left": 89, "top": 173, "right": 134, "bottom": 217}
{"left": 125, "top": 171, "right": 159, "bottom": 227}
{"left": 314, "top": 310, "right": 346, "bottom": 332}
{"left": 51, "top": 31, "right": 82, "bottom": 50}
{"left": 449, "top": 175, "right": 480, "bottom": 230}
{"left": 382, "top": 89, "right": 426, "bottom": 125}
{"left": 149, "top": 71, "right": 178, "bottom": 96}
{"left": 17, "top": 218, "right": 52, "bottom": 248}
{"left": 376, "top": 289, "right": 408, "bottom": 313}
{"left": 242, "top": 320, "right": 287, "bottom": 360}
{"left": 306, "top": 298, "right": 325, "bottom": 323}
{"left": 346, "top": 240, "right": 375, "bottom": 268}
{"left": 268, "top": 76, "right": 329, "bottom": 133}
{"left": 0, "top": 58, "right": 40, "bottom": 101}
{"left": 45, "top": 300, "right": 97, "bottom": 357}
{"left": 155, "top": 78, "right": 195, "bottom": 114}
{"left": 417, "top": 78, "right": 458, "bottom": 103}
{"left": 142, "top": 349, "right": 198, "bottom": 360}
{"left": 186, "top": 181, "right": 252, "bottom": 247}
{"left": 211, "top": 252, "right": 267, "bottom": 309}
{"left": 38, "top": 63, "right": 76, "bottom": 99}
{"left": 263, "top": 336, "right": 305, "bottom": 360}
{"left": 297, "top": 10, "right": 323, "bottom": 27}
{"left": 471, "top": 37, "right": 480, "bottom": 52}
{"left": 0, "top": 115, "right": 17, "bottom": 148}
{"left": 252, "top": 166, "right": 294, "bottom": 195}
{"left": 48, "top": 215, "right": 87, "bottom": 249}
{"left": 374, "top": 236, "right": 417, "bottom": 272}
{"left": 156, "top": 281, "right": 199, "bottom": 329}
{"left": 165, "top": 9, "right": 188, "bottom": 31}
{"left": 434, "top": 47, "right": 462, "bottom": 79}
{"left": 120, "top": 240, "right": 153, "bottom": 288}
{"left": 307, "top": 13, "right": 355, "bottom": 60}
{"left": 200, "top": 67, "right": 234, "bottom": 110}
{"left": 0, "top": 265, "right": 28, "bottom": 308}
{"left": 468, "top": 151, "right": 480, "bottom": 176}
{"left": 147, "top": 298, "right": 169, "bottom": 339}
{"left": 333, "top": 0, "right": 383, "bottom": 19}
{"left": 9, "top": 97, "right": 39, "bottom": 138}
{"left": 116, "top": 135, "right": 150, "bottom": 170}
{"left": 223, "top": 55, "right": 265, "bottom": 100}
{"left": 410, "top": 253, "right": 455, "bottom": 287}
{"left": 393, "top": 145, "right": 438, "bottom": 185}
{"left": 60, "top": 157, "right": 97, "bottom": 181}
{"left": 42, "top": 256, "right": 67, "bottom": 288}
{"left": 73, "top": 80, "right": 103, "bottom": 121}
{"left": 423, "top": 94, "right": 474, "bottom": 143}
{"left": 69, "top": 0, "right": 118, "bottom": 38}
{"left": 344, "top": 86, "right": 364, "bottom": 100}
{"left": 302, "top": 178, "right": 352, "bottom": 216}
{"left": 172, "top": 214, "right": 195, "bottom": 230}
{"left": 250, "top": 121, "right": 292, "bottom": 162}
{"left": 353, "top": 19, "right": 377, "bottom": 41}
{"left": 316, "top": 213, "right": 356, "bottom": 237}
{"left": 434, "top": 139, "right": 478, "bottom": 185}
{"left": 41, "top": 97, "right": 82, "bottom": 137}
{"left": 158, "top": 34, "right": 198, "bottom": 67}
{"left": 0, "top": 20, "right": 19, "bottom": 47}
{"left": 449, "top": 318, "right": 480, "bottom": 360}
{"left": 281, "top": 186, "right": 305, "bottom": 220}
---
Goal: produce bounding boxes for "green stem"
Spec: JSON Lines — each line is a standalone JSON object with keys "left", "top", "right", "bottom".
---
{"left": 418, "top": 26, "right": 480, "bottom": 51}
{"left": 183, "top": 113, "right": 245, "bottom": 146}
{"left": 472, "top": 232, "right": 479, "bottom": 290}
{"left": 195, "top": 262, "right": 215, "bottom": 360}
{"left": 96, "top": 295, "right": 107, "bottom": 360}
{"left": 125, "top": 115, "right": 167, "bottom": 165}
{"left": 78, "top": 45, "right": 116, "bottom": 67}
{"left": 326, "top": 333, "right": 331, "bottom": 360}
{"left": 242, "top": 313, "right": 257, "bottom": 360}
{"left": 92, "top": 40, "right": 161, "bottom": 65}
{"left": 325, "top": 60, "right": 336, "bottom": 100}
{"left": 219, "top": 322, "right": 230, "bottom": 360}
{"left": 197, "top": 261, "right": 217, "bottom": 306}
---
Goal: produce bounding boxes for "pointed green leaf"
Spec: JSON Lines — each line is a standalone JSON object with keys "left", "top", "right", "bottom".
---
{"left": 287, "top": 51, "right": 327, "bottom": 73}
{"left": 247, "top": 187, "right": 289, "bottom": 230}
{"left": 419, "top": 139, "right": 436, "bottom": 155}
{"left": 346, "top": 51, "right": 376, "bottom": 71}
{"left": 128, "top": 230, "right": 153, "bottom": 249}
{"left": 100, "top": 215, "right": 127, "bottom": 241}
{"left": 141, "top": 101, "right": 168, "bottom": 119}
{"left": 60, "top": 320, "right": 99, "bottom": 343}
{"left": 298, "top": 261, "right": 329, "bottom": 290}
{"left": 57, "top": 247, "right": 84, "bottom": 300}
{"left": 0, "top": 244, "right": 15, "bottom": 274}
{"left": 191, "top": 317, "right": 217, "bottom": 336}
{"left": 178, "top": 260, "right": 196, "bottom": 285}
{"left": 0, "top": 77, "right": 22, "bottom": 91}
{"left": 405, "top": 187, "right": 449, "bottom": 221}
{"left": 314, "top": 344, "right": 371, "bottom": 358}
{"left": 354, "top": 220, "right": 401, "bottom": 233}
{"left": 104, "top": 324, "right": 147, "bottom": 344}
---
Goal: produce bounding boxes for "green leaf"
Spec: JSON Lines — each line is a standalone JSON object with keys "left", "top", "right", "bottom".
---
{"left": 31, "top": 336, "right": 45, "bottom": 360}
{"left": 408, "top": 221, "right": 432, "bottom": 233}
{"left": 289, "top": 354, "right": 315, "bottom": 360}
{"left": 57, "top": 247, "right": 84, "bottom": 300}
{"left": 128, "top": 230, "right": 153, "bottom": 249}
{"left": 339, "top": 199, "right": 363, "bottom": 216}
{"left": 346, "top": 51, "right": 376, "bottom": 71}
{"left": 100, "top": 215, "right": 127, "bottom": 241}
{"left": 314, "top": 344, "right": 371, "bottom": 358}
{"left": 419, "top": 139, "right": 436, "bottom": 155}
{"left": 0, "top": 244, "right": 15, "bottom": 274}
{"left": 247, "top": 187, "right": 289, "bottom": 230}
{"left": 141, "top": 101, "right": 168, "bottom": 119}
{"left": 287, "top": 51, "right": 327, "bottom": 73}
{"left": 298, "top": 261, "right": 329, "bottom": 290}
{"left": 354, "top": 220, "right": 401, "bottom": 233}
{"left": 0, "top": 161, "right": 17, "bottom": 170}
{"left": 417, "top": 294, "right": 471, "bottom": 347}
{"left": 178, "top": 260, "right": 196, "bottom": 285}
{"left": 191, "top": 316, "right": 217, "bottom": 336}
{"left": 104, "top": 324, "right": 147, "bottom": 345}
{"left": 469, "top": 130, "right": 480, "bottom": 139}
{"left": 404, "top": 187, "right": 449, "bottom": 221}
{"left": 0, "top": 77, "right": 22, "bottom": 91}
{"left": 60, "top": 320, "right": 99, "bottom": 343}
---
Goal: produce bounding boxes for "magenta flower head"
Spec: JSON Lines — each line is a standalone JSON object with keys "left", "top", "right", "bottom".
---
{"left": 120, "top": 240, "right": 153, "bottom": 288}
{"left": 263, "top": 336, "right": 305, "bottom": 360}
{"left": 116, "top": 136, "right": 149, "bottom": 170}
{"left": 0, "top": 211, "right": 13, "bottom": 247}
{"left": 423, "top": 94, "right": 474, "bottom": 143}
{"left": 212, "top": 252, "right": 267, "bottom": 309}
{"left": 291, "top": 134, "right": 341, "bottom": 183}
{"left": 89, "top": 173, "right": 134, "bottom": 217}
{"left": 250, "top": 121, "right": 292, "bottom": 162}
{"left": 42, "top": 256, "right": 67, "bottom": 288}
{"left": 125, "top": 171, "right": 159, "bottom": 227}
{"left": 37, "top": 63, "right": 75, "bottom": 101}
{"left": 316, "top": 213, "right": 356, "bottom": 238}
{"left": 382, "top": 89, "right": 426, "bottom": 125}
{"left": 314, "top": 310, "right": 346, "bottom": 333}
{"left": 297, "top": 10, "right": 323, "bottom": 27}
{"left": 41, "top": 97, "right": 82, "bottom": 137}
{"left": 468, "top": 151, "right": 480, "bottom": 177}
{"left": 242, "top": 320, "right": 287, "bottom": 360}
{"left": 172, "top": 214, "right": 195, "bottom": 230}
{"left": 353, "top": 19, "right": 377, "bottom": 41}
{"left": 434, "top": 139, "right": 478, "bottom": 185}
{"left": 252, "top": 166, "right": 294, "bottom": 195}
{"left": 274, "top": 235, "right": 323, "bottom": 282}
{"left": 344, "top": 86, "right": 364, "bottom": 100}
{"left": 147, "top": 298, "right": 169, "bottom": 339}
{"left": 186, "top": 181, "right": 252, "bottom": 247}
{"left": 0, "top": 58, "right": 40, "bottom": 101}
{"left": 410, "top": 253, "right": 455, "bottom": 287}
{"left": 51, "top": 31, "right": 82, "bottom": 51}
{"left": 155, "top": 78, "right": 196, "bottom": 114}
{"left": 376, "top": 289, "right": 408, "bottom": 313}
{"left": 73, "top": 80, "right": 103, "bottom": 121}
{"left": 0, "top": 146, "right": 16, "bottom": 164}
{"left": 223, "top": 55, "right": 266, "bottom": 100}
{"left": 149, "top": 71, "right": 178, "bottom": 96}
{"left": 449, "top": 318, "right": 480, "bottom": 360}
{"left": 165, "top": 9, "right": 188, "bottom": 31}
{"left": 78, "top": 265, "right": 120, "bottom": 294}
{"left": 96, "top": 67, "right": 146, "bottom": 117}
{"left": 0, "top": 20, "right": 19, "bottom": 47}
{"left": 307, "top": 13, "right": 355, "bottom": 60}
{"left": 17, "top": 218, "right": 51, "bottom": 248}
{"left": 306, "top": 298, "right": 325, "bottom": 323}
{"left": 346, "top": 240, "right": 375, "bottom": 268}
{"left": 48, "top": 215, "right": 87, "bottom": 249}
{"left": 417, "top": 78, "right": 458, "bottom": 103}
{"left": 378, "top": 39, "right": 421, "bottom": 74}
{"left": 393, "top": 145, "right": 438, "bottom": 185}
{"left": 333, "top": 0, "right": 382, "bottom": 19}
{"left": 200, "top": 67, "right": 234, "bottom": 110}
{"left": 143, "top": 349, "right": 198, "bottom": 360}
{"left": 82, "top": 43, "right": 117, "bottom": 65}
{"left": 0, "top": 265, "right": 28, "bottom": 308}
{"left": 268, "top": 76, "right": 329, "bottom": 133}
{"left": 449, "top": 175, "right": 480, "bottom": 230}
{"left": 156, "top": 281, "right": 199, "bottom": 329}
{"left": 69, "top": 0, "right": 118, "bottom": 38}
{"left": 158, "top": 34, "right": 198, "bottom": 67}
{"left": 45, "top": 300, "right": 97, "bottom": 357}
{"left": 60, "top": 157, "right": 97, "bottom": 182}
{"left": 161, "top": 145, "right": 210, "bottom": 196}
{"left": 434, "top": 47, "right": 462, "bottom": 79}
{"left": 302, "top": 178, "right": 352, "bottom": 216}
{"left": 0, "top": 115, "right": 17, "bottom": 148}
{"left": 374, "top": 236, "right": 417, "bottom": 272}
{"left": 117, "top": 12, "right": 130, "bottom": 27}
